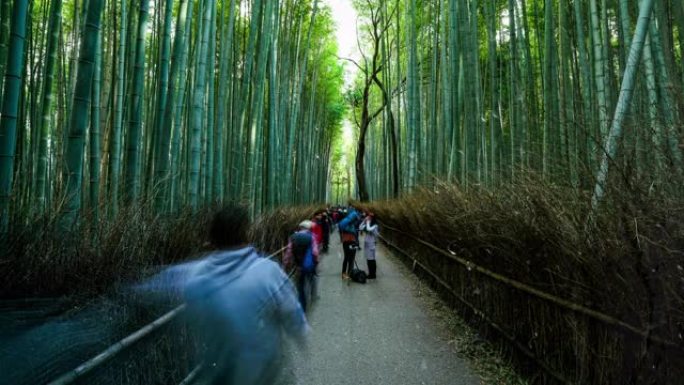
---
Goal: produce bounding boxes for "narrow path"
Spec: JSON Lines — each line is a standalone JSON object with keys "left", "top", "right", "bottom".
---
{"left": 281, "top": 236, "right": 479, "bottom": 385}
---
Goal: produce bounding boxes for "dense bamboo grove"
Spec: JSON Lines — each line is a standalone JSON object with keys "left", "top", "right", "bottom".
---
{"left": 0, "top": 0, "right": 345, "bottom": 231}
{"left": 350, "top": 0, "right": 684, "bottom": 202}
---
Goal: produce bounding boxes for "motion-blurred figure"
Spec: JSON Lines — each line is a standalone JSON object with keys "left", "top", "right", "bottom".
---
{"left": 140, "top": 204, "right": 310, "bottom": 385}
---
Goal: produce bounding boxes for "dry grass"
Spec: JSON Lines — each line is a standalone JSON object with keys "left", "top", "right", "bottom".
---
{"left": 0, "top": 204, "right": 319, "bottom": 299}
{"left": 358, "top": 175, "right": 684, "bottom": 384}
{"left": 0, "top": 203, "right": 319, "bottom": 384}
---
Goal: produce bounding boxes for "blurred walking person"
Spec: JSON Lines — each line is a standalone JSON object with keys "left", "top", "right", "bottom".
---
{"left": 138, "top": 204, "right": 309, "bottom": 385}
{"left": 313, "top": 211, "right": 330, "bottom": 253}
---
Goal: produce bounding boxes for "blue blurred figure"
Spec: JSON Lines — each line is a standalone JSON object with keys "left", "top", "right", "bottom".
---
{"left": 139, "top": 204, "right": 309, "bottom": 385}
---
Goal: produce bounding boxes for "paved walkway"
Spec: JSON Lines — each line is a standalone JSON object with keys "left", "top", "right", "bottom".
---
{"left": 280, "top": 236, "right": 479, "bottom": 385}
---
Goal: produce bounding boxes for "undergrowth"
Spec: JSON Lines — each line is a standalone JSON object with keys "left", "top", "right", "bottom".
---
{"left": 0, "top": 204, "right": 320, "bottom": 300}
{"left": 359, "top": 174, "right": 684, "bottom": 384}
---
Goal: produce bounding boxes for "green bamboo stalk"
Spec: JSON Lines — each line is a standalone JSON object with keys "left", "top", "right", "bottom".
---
{"left": 169, "top": 0, "right": 194, "bottom": 211}
{"left": 151, "top": 0, "right": 174, "bottom": 198}
{"left": 214, "top": 0, "right": 237, "bottom": 203}
{"left": 592, "top": 0, "right": 655, "bottom": 209}
{"left": 108, "top": 0, "right": 127, "bottom": 217}
{"left": 574, "top": 0, "right": 594, "bottom": 172}
{"left": 189, "top": 0, "right": 213, "bottom": 210}
{"left": 124, "top": 0, "right": 150, "bottom": 205}
{"left": 205, "top": 0, "right": 217, "bottom": 203}
{"left": 406, "top": 0, "right": 419, "bottom": 188}
{"left": 0, "top": 0, "right": 11, "bottom": 101}
{"left": 60, "top": 0, "right": 105, "bottom": 228}
{"left": 590, "top": 0, "right": 609, "bottom": 147}
{"left": 154, "top": 0, "right": 189, "bottom": 211}
{"left": 646, "top": 5, "right": 683, "bottom": 170}
{"left": 542, "top": 0, "right": 558, "bottom": 176}
{"left": 485, "top": 0, "right": 500, "bottom": 182}
{"left": 249, "top": 0, "right": 276, "bottom": 213}
{"left": 0, "top": 0, "right": 29, "bottom": 232}
{"left": 266, "top": 1, "right": 280, "bottom": 208}
{"left": 35, "top": 0, "right": 63, "bottom": 211}
{"left": 447, "top": 0, "right": 461, "bottom": 182}
{"left": 285, "top": 0, "right": 318, "bottom": 201}
{"left": 89, "top": 30, "right": 103, "bottom": 219}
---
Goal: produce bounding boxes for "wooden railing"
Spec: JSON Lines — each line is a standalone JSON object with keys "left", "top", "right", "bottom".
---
{"left": 47, "top": 246, "right": 288, "bottom": 385}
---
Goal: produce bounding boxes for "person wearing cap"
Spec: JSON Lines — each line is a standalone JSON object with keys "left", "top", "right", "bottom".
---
{"left": 283, "top": 220, "right": 320, "bottom": 312}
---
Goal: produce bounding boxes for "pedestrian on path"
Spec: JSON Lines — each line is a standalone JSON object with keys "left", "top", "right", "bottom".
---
{"left": 338, "top": 207, "right": 361, "bottom": 279}
{"left": 284, "top": 220, "right": 320, "bottom": 312}
{"left": 359, "top": 213, "right": 379, "bottom": 279}
{"left": 139, "top": 204, "right": 310, "bottom": 385}
{"left": 317, "top": 211, "right": 331, "bottom": 253}
{"left": 311, "top": 212, "right": 325, "bottom": 250}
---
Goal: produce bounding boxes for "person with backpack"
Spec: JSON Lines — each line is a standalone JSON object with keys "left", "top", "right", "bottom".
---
{"left": 338, "top": 207, "right": 361, "bottom": 280}
{"left": 283, "top": 221, "right": 319, "bottom": 312}
{"left": 359, "top": 213, "right": 379, "bottom": 279}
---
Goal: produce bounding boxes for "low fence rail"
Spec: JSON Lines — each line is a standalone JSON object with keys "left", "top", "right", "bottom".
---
{"left": 47, "top": 246, "right": 288, "bottom": 385}
{"left": 379, "top": 223, "right": 683, "bottom": 384}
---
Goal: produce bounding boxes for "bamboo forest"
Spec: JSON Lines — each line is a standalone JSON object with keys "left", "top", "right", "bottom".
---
{"left": 1, "top": 0, "right": 683, "bottom": 384}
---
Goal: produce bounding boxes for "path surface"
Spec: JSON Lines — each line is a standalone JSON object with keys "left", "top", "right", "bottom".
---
{"left": 280, "top": 236, "right": 479, "bottom": 385}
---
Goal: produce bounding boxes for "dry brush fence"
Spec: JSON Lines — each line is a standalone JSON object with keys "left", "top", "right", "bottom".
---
{"left": 358, "top": 181, "right": 684, "bottom": 384}
{"left": 1, "top": 204, "right": 317, "bottom": 385}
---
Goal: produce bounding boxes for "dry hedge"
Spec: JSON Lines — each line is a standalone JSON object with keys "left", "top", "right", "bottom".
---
{"left": 359, "top": 178, "right": 684, "bottom": 384}
{"left": 0, "top": 204, "right": 319, "bottom": 299}
{"left": 1, "top": 203, "right": 319, "bottom": 383}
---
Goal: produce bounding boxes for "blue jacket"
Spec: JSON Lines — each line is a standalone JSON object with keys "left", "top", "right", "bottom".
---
{"left": 140, "top": 246, "right": 309, "bottom": 384}
{"left": 338, "top": 209, "right": 360, "bottom": 234}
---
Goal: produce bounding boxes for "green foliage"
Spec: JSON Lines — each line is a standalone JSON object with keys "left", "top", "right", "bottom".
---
{"left": 1, "top": 0, "right": 346, "bottom": 228}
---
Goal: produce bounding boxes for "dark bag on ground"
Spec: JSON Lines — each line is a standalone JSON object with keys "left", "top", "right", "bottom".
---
{"left": 350, "top": 267, "right": 367, "bottom": 284}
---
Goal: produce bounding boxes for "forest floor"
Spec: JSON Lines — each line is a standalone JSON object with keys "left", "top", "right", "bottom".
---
{"left": 277, "top": 237, "right": 524, "bottom": 385}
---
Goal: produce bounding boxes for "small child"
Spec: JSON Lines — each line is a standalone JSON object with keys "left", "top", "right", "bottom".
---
{"left": 359, "top": 213, "right": 379, "bottom": 279}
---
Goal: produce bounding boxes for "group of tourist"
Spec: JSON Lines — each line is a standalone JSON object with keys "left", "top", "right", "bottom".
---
{"left": 334, "top": 206, "right": 379, "bottom": 280}
{"left": 283, "top": 205, "right": 380, "bottom": 311}
{"left": 137, "top": 203, "right": 380, "bottom": 385}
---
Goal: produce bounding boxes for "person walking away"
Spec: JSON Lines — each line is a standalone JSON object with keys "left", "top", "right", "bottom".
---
{"left": 167, "top": 205, "right": 310, "bottom": 385}
{"left": 338, "top": 208, "right": 360, "bottom": 279}
{"left": 314, "top": 211, "right": 329, "bottom": 253}
{"left": 359, "top": 213, "right": 379, "bottom": 279}
{"left": 310, "top": 213, "right": 324, "bottom": 249}
{"left": 284, "top": 221, "right": 319, "bottom": 312}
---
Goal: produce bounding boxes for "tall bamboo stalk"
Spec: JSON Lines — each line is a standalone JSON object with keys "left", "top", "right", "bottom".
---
{"left": 60, "top": 0, "right": 105, "bottom": 228}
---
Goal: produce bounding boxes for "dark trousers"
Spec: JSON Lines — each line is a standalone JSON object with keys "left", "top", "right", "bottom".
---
{"left": 297, "top": 271, "right": 316, "bottom": 312}
{"left": 367, "top": 259, "right": 377, "bottom": 278}
{"left": 342, "top": 241, "right": 356, "bottom": 275}
{"left": 322, "top": 233, "right": 330, "bottom": 252}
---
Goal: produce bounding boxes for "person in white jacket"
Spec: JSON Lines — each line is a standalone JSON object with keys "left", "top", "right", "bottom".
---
{"left": 359, "top": 213, "right": 379, "bottom": 279}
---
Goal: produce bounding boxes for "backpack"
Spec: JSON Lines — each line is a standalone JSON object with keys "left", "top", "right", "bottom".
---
{"left": 339, "top": 211, "right": 359, "bottom": 234}
{"left": 291, "top": 232, "right": 315, "bottom": 273}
